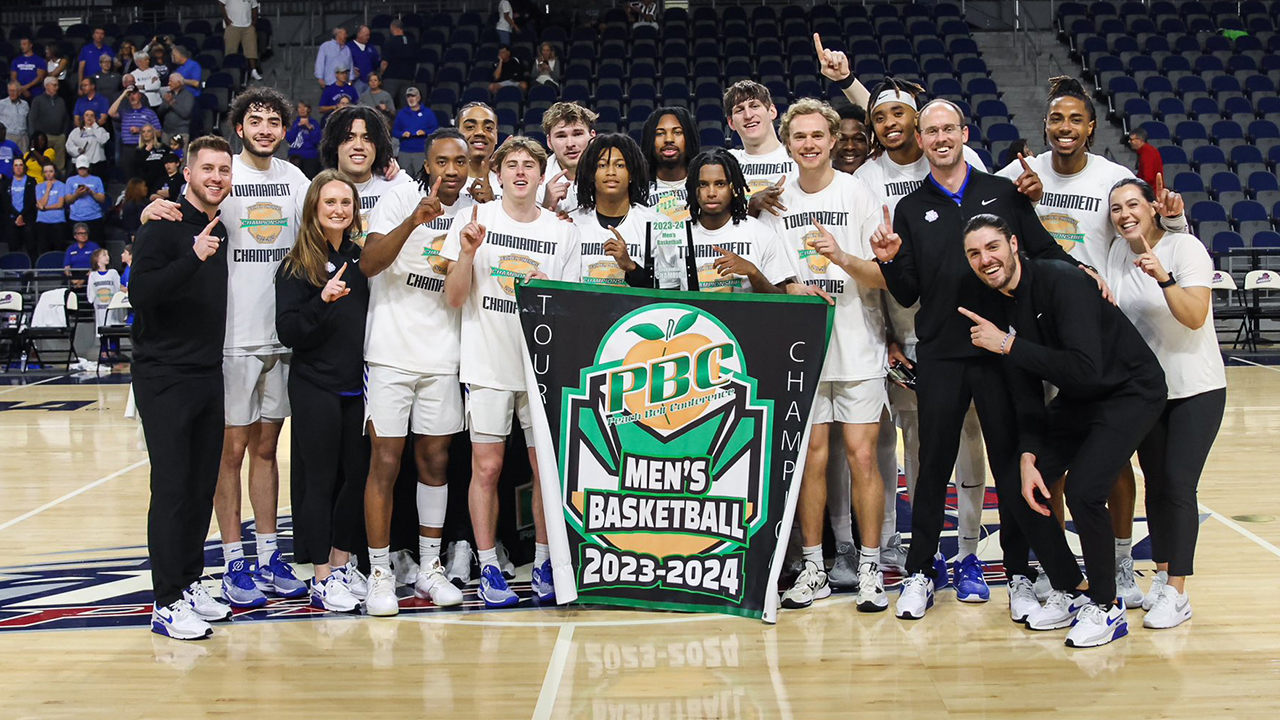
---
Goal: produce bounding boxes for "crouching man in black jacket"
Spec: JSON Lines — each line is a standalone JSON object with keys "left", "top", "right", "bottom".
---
{"left": 131, "top": 135, "right": 236, "bottom": 641}
{"left": 959, "top": 213, "right": 1166, "bottom": 649}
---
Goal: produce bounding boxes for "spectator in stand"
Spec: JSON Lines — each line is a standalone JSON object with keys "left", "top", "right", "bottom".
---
{"left": 221, "top": 0, "right": 263, "bottom": 81}
{"left": 149, "top": 42, "right": 172, "bottom": 88}
{"left": 87, "top": 247, "right": 125, "bottom": 356}
{"left": 315, "top": 27, "right": 353, "bottom": 89}
{"left": 7, "top": 158, "right": 38, "bottom": 258}
{"left": 94, "top": 54, "right": 122, "bottom": 102}
{"left": 65, "top": 156, "right": 107, "bottom": 242}
{"left": 66, "top": 110, "right": 110, "bottom": 178}
{"left": 287, "top": 101, "right": 322, "bottom": 178}
{"left": 24, "top": 132, "right": 56, "bottom": 181}
{"left": 392, "top": 86, "right": 437, "bottom": 173}
{"left": 360, "top": 71, "right": 394, "bottom": 120}
{"left": 319, "top": 65, "right": 359, "bottom": 115}
{"left": 627, "top": 0, "right": 660, "bottom": 30}
{"left": 11, "top": 38, "right": 46, "bottom": 100}
{"left": 136, "top": 125, "right": 167, "bottom": 194}
{"left": 130, "top": 53, "right": 163, "bottom": 109}
{"left": 161, "top": 74, "right": 194, "bottom": 141}
{"left": 169, "top": 45, "right": 202, "bottom": 98}
{"left": 1128, "top": 128, "right": 1163, "bottom": 187}
{"left": 118, "top": 179, "right": 148, "bottom": 239}
{"left": 381, "top": 20, "right": 415, "bottom": 97}
{"left": 120, "top": 243, "right": 132, "bottom": 287}
{"left": 77, "top": 27, "right": 115, "bottom": 85}
{"left": 0, "top": 127, "right": 19, "bottom": 180}
{"left": 150, "top": 153, "right": 184, "bottom": 201}
{"left": 495, "top": 0, "right": 519, "bottom": 45}
{"left": 532, "top": 42, "right": 560, "bottom": 89}
{"left": 46, "top": 44, "right": 72, "bottom": 106}
{"left": 117, "top": 40, "right": 139, "bottom": 76}
{"left": 74, "top": 77, "right": 111, "bottom": 129}
{"left": 35, "top": 160, "right": 68, "bottom": 254}
{"left": 63, "top": 222, "right": 99, "bottom": 287}
{"left": 348, "top": 25, "right": 380, "bottom": 94}
{"left": 110, "top": 86, "right": 160, "bottom": 175}
{"left": 29, "top": 78, "right": 69, "bottom": 169}
{"left": 488, "top": 45, "right": 527, "bottom": 95}
{"left": 167, "top": 133, "right": 185, "bottom": 161}
{"left": 2, "top": 81, "right": 31, "bottom": 152}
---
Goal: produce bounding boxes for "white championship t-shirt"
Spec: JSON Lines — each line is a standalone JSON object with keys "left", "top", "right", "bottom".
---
{"left": 1104, "top": 231, "right": 1226, "bottom": 399}
{"left": 464, "top": 170, "right": 503, "bottom": 203}
{"left": 761, "top": 171, "right": 886, "bottom": 381}
{"left": 730, "top": 145, "right": 796, "bottom": 199}
{"left": 365, "top": 182, "right": 474, "bottom": 375}
{"left": 87, "top": 269, "right": 123, "bottom": 327}
{"left": 649, "top": 177, "right": 690, "bottom": 222}
{"left": 221, "top": 155, "right": 309, "bottom": 354}
{"left": 571, "top": 204, "right": 660, "bottom": 286}
{"left": 537, "top": 154, "right": 582, "bottom": 215}
{"left": 352, "top": 171, "right": 413, "bottom": 246}
{"left": 441, "top": 202, "right": 582, "bottom": 390}
{"left": 655, "top": 215, "right": 794, "bottom": 293}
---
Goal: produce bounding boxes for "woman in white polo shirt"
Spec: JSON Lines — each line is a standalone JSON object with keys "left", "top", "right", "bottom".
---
{"left": 1104, "top": 178, "right": 1227, "bottom": 630}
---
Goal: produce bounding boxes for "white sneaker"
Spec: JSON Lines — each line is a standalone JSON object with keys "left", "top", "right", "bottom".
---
{"left": 1025, "top": 590, "right": 1090, "bottom": 630}
{"left": 1143, "top": 585, "right": 1192, "bottom": 629}
{"left": 1033, "top": 571, "right": 1053, "bottom": 602}
{"left": 879, "top": 534, "right": 907, "bottom": 573}
{"left": 780, "top": 560, "right": 831, "bottom": 609}
{"left": 390, "top": 549, "right": 419, "bottom": 587}
{"left": 414, "top": 557, "right": 464, "bottom": 606}
{"left": 335, "top": 561, "right": 368, "bottom": 600}
{"left": 311, "top": 573, "right": 361, "bottom": 613}
{"left": 855, "top": 562, "right": 888, "bottom": 612}
{"left": 495, "top": 541, "right": 516, "bottom": 579}
{"left": 445, "top": 540, "right": 474, "bottom": 588}
{"left": 1115, "top": 555, "right": 1144, "bottom": 609}
{"left": 1008, "top": 574, "right": 1039, "bottom": 623}
{"left": 151, "top": 599, "right": 213, "bottom": 640}
{"left": 1142, "top": 570, "right": 1169, "bottom": 611}
{"left": 250, "top": 68, "right": 263, "bottom": 81}
{"left": 895, "top": 573, "right": 934, "bottom": 620}
{"left": 365, "top": 565, "right": 400, "bottom": 617}
{"left": 1065, "top": 602, "right": 1128, "bottom": 648}
{"left": 183, "top": 581, "right": 232, "bottom": 622}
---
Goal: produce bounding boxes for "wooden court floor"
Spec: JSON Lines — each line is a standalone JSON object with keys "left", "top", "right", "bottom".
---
{"left": 0, "top": 365, "right": 1278, "bottom": 719}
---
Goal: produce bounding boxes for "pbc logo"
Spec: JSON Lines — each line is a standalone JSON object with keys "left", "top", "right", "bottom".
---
{"left": 1259, "top": 272, "right": 1274, "bottom": 284}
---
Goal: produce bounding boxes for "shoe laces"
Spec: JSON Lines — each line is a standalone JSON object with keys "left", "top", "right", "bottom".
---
{"left": 265, "top": 553, "right": 297, "bottom": 579}
{"left": 1043, "top": 589, "right": 1073, "bottom": 612}
{"left": 370, "top": 566, "right": 395, "bottom": 592}
{"left": 857, "top": 562, "right": 881, "bottom": 590}
{"left": 226, "top": 561, "right": 257, "bottom": 590}
{"left": 1116, "top": 556, "right": 1135, "bottom": 586}
{"left": 424, "top": 557, "right": 448, "bottom": 578}
{"left": 1009, "top": 576, "right": 1035, "bottom": 598}
{"left": 958, "top": 556, "right": 986, "bottom": 585}
{"left": 1076, "top": 603, "right": 1105, "bottom": 625}
{"left": 902, "top": 573, "right": 929, "bottom": 595}
{"left": 796, "top": 560, "right": 824, "bottom": 588}
{"left": 1149, "top": 585, "right": 1175, "bottom": 615}
{"left": 481, "top": 564, "right": 511, "bottom": 590}
{"left": 344, "top": 562, "right": 368, "bottom": 584}
{"left": 165, "top": 598, "right": 197, "bottom": 621}
{"left": 187, "top": 581, "right": 214, "bottom": 604}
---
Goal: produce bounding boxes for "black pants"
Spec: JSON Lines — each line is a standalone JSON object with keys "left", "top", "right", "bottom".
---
{"left": 3, "top": 216, "right": 35, "bottom": 259}
{"left": 1138, "top": 388, "right": 1225, "bottom": 577}
{"left": 135, "top": 372, "right": 224, "bottom": 607}
{"left": 35, "top": 221, "right": 66, "bottom": 256}
{"left": 288, "top": 373, "right": 369, "bottom": 565}
{"left": 907, "top": 355, "right": 1083, "bottom": 591}
{"left": 1038, "top": 392, "right": 1165, "bottom": 604}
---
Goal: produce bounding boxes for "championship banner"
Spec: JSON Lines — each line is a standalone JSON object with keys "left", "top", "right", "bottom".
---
{"left": 518, "top": 281, "right": 831, "bottom": 623}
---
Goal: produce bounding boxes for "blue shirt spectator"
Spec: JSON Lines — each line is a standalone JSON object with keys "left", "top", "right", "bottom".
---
{"left": 13, "top": 46, "right": 44, "bottom": 98}
{"left": 63, "top": 238, "right": 100, "bottom": 269}
{"left": 0, "top": 139, "right": 18, "bottom": 179}
{"left": 347, "top": 26, "right": 381, "bottom": 86}
{"left": 116, "top": 91, "right": 162, "bottom": 140}
{"left": 36, "top": 179, "right": 67, "bottom": 224}
{"left": 74, "top": 85, "right": 111, "bottom": 124}
{"left": 392, "top": 101, "right": 439, "bottom": 154}
{"left": 319, "top": 77, "right": 359, "bottom": 114}
{"left": 170, "top": 48, "right": 203, "bottom": 97}
{"left": 10, "top": 173, "right": 29, "bottom": 212}
{"left": 64, "top": 171, "right": 105, "bottom": 222}
{"left": 77, "top": 30, "right": 115, "bottom": 80}
{"left": 314, "top": 27, "right": 353, "bottom": 87}
{"left": 287, "top": 114, "right": 322, "bottom": 159}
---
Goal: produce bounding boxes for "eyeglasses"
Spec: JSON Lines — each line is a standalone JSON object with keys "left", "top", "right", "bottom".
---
{"left": 74, "top": 231, "right": 89, "bottom": 236}
{"left": 920, "top": 124, "right": 962, "bottom": 139}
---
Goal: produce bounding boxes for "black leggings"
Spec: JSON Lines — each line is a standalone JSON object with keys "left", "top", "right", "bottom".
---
{"left": 1038, "top": 392, "right": 1165, "bottom": 604}
{"left": 1138, "top": 388, "right": 1226, "bottom": 577}
{"left": 288, "top": 373, "right": 369, "bottom": 566}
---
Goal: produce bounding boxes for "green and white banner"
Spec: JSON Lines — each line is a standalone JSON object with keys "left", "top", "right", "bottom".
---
{"left": 519, "top": 281, "right": 831, "bottom": 623}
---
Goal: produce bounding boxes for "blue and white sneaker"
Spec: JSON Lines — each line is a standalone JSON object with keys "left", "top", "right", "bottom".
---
{"left": 254, "top": 551, "right": 307, "bottom": 598}
{"left": 152, "top": 599, "right": 213, "bottom": 640}
{"left": 895, "top": 573, "right": 934, "bottom": 620}
{"left": 1065, "top": 601, "right": 1128, "bottom": 648}
{"left": 953, "top": 553, "right": 991, "bottom": 603}
{"left": 221, "top": 558, "right": 267, "bottom": 608}
{"left": 932, "top": 552, "right": 951, "bottom": 589}
{"left": 532, "top": 559, "right": 556, "bottom": 604}
{"left": 1026, "top": 589, "right": 1090, "bottom": 630}
{"left": 183, "top": 581, "right": 232, "bottom": 622}
{"left": 478, "top": 565, "right": 519, "bottom": 608}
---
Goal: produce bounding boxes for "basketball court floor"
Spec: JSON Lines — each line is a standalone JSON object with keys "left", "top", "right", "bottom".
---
{"left": 1, "top": 363, "right": 1278, "bottom": 719}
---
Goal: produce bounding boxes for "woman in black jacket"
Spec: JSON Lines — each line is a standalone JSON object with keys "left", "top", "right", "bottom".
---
{"left": 275, "top": 168, "right": 371, "bottom": 613}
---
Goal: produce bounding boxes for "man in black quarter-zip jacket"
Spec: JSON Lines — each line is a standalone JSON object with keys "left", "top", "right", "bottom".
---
{"left": 870, "top": 99, "right": 1114, "bottom": 622}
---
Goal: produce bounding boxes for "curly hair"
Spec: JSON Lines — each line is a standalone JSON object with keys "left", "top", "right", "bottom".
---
{"left": 641, "top": 106, "right": 699, "bottom": 181}
{"left": 318, "top": 105, "right": 393, "bottom": 177}
{"left": 865, "top": 76, "right": 925, "bottom": 159}
{"left": 228, "top": 86, "right": 293, "bottom": 132}
{"left": 685, "top": 148, "right": 749, "bottom": 226}
{"left": 575, "top": 133, "right": 650, "bottom": 211}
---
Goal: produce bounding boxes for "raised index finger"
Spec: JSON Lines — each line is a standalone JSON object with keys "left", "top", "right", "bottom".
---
{"left": 881, "top": 204, "right": 892, "bottom": 226}
{"left": 1018, "top": 152, "right": 1031, "bottom": 173}
{"left": 812, "top": 220, "right": 828, "bottom": 235}
{"left": 202, "top": 216, "right": 220, "bottom": 236}
{"left": 428, "top": 174, "right": 443, "bottom": 196}
{"left": 608, "top": 226, "right": 625, "bottom": 241}
{"left": 334, "top": 262, "right": 348, "bottom": 279}
{"left": 471, "top": 204, "right": 479, "bottom": 223}
{"left": 813, "top": 32, "right": 826, "bottom": 56}
{"left": 1155, "top": 172, "right": 1165, "bottom": 195}
{"left": 1141, "top": 236, "right": 1154, "bottom": 254}
{"left": 956, "top": 306, "right": 983, "bottom": 323}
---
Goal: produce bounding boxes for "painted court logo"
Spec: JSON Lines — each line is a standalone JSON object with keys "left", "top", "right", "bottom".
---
{"left": 241, "top": 202, "right": 288, "bottom": 244}
{"left": 559, "top": 304, "right": 773, "bottom": 604}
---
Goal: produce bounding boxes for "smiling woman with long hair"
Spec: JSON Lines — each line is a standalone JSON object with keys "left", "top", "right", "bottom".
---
{"left": 274, "top": 169, "right": 372, "bottom": 612}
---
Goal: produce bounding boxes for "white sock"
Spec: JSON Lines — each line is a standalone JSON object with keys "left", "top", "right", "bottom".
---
{"left": 478, "top": 547, "right": 499, "bottom": 571}
{"left": 802, "top": 544, "right": 823, "bottom": 568}
{"left": 534, "top": 543, "right": 550, "bottom": 567}
{"left": 958, "top": 536, "right": 979, "bottom": 559}
{"left": 222, "top": 542, "right": 243, "bottom": 569}
{"left": 1115, "top": 537, "right": 1133, "bottom": 560}
{"left": 256, "top": 532, "right": 278, "bottom": 563}
{"left": 859, "top": 545, "right": 879, "bottom": 566}
{"left": 419, "top": 536, "right": 442, "bottom": 566}
{"left": 829, "top": 513, "right": 854, "bottom": 547}
{"left": 369, "top": 545, "right": 391, "bottom": 570}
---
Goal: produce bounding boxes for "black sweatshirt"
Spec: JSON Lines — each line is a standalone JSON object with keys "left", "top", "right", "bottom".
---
{"left": 880, "top": 166, "right": 1082, "bottom": 361}
{"left": 274, "top": 239, "right": 369, "bottom": 395}
{"left": 1003, "top": 257, "right": 1167, "bottom": 456}
{"left": 129, "top": 197, "right": 227, "bottom": 378}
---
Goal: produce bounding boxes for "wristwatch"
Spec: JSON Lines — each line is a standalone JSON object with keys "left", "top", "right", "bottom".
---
{"left": 1158, "top": 276, "right": 1177, "bottom": 288}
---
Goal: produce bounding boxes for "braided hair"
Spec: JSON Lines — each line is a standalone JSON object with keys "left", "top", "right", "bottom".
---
{"left": 865, "top": 77, "right": 925, "bottom": 159}
{"left": 1045, "top": 75, "right": 1097, "bottom": 149}
{"left": 576, "top": 133, "right": 650, "bottom": 211}
{"left": 685, "top": 148, "right": 749, "bottom": 226}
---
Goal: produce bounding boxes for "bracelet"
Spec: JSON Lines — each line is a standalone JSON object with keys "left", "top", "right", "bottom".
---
{"left": 999, "top": 327, "right": 1017, "bottom": 355}
{"left": 1158, "top": 276, "right": 1177, "bottom": 288}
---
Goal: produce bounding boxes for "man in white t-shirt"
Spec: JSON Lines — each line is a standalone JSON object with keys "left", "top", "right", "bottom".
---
{"left": 569, "top": 133, "right": 660, "bottom": 287}
{"left": 316, "top": 105, "right": 409, "bottom": 246}
{"left": 643, "top": 106, "right": 699, "bottom": 223}
{"left": 495, "top": 0, "right": 518, "bottom": 45}
{"left": 760, "top": 100, "right": 890, "bottom": 613}
{"left": 539, "top": 102, "right": 597, "bottom": 215}
{"left": 722, "top": 81, "right": 796, "bottom": 216}
{"left": 441, "top": 136, "right": 582, "bottom": 608}
{"left": 457, "top": 101, "right": 502, "bottom": 204}
{"left": 851, "top": 80, "right": 992, "bottom": 602}
{"left": 141, "top": 87, "right": 311, "bottom": 608}
{"left": 359, "top": 128, "right": 474, "bottom": 616}
{"left": 994, "top": 77, "right": 1188, "bottom": 606}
